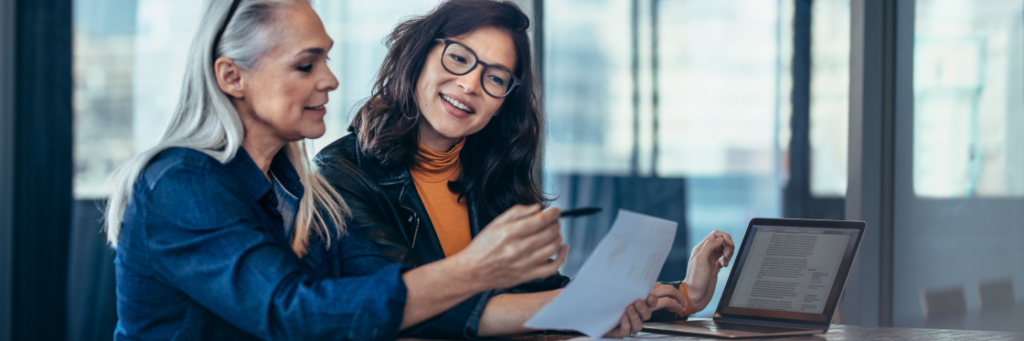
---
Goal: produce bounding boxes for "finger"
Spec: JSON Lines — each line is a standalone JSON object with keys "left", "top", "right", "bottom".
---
{"left": 717, "top": 232, "right": 735, "bottom": 265}
{"left": 524, "top": 235, "right": 563, "bottom": 265}
{"left": 491, "top": 204, "right": 541, "bottom": 226}
{"left": 543, "top": 206, "right": 563, "bottom": 218}
{"left": 647, "top": 280, "right": 688, "bottom": 301}
{"left": 619, "top": 313, "right": 630, "bottom": 338}
{"left": 525, "top": 244, "right": 569, "bottom": 280}
{"left": 640, "top": 295, "right": 656, "bottom": 320}
{"left": 604, "top": 325, "right": 624, "bottom": 339}
{"left": 698, "top": 234, "right": 728, "bottom": 260}
{"left": 656, "top": 297, "right": 684, "bottom": 313}
{"left": 626, "top": 304, "right": 643, "bottom": 335}
{"left": 510, "top": 206, "right": 561, "bottom": 237}
{"left": 518, "top": 220, "right": 562, "bottom": 251}
{"left": 705, "top": 234, "right": 733, "bottom": 268}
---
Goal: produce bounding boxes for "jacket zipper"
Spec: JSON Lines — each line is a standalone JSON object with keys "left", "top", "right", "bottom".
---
{"left": 410, "top": 216, "right": 420, "bottom": 249}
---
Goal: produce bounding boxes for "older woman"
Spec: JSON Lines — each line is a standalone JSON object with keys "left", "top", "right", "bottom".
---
{"left": 315, "top": 0, "right": 736, "bottom": 338}
{"left": 105, "top": 0, "right": 569, "bottom": 339}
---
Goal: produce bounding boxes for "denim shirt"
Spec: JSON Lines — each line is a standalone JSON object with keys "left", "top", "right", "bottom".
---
{"left": 114, "top": 147, "right": 487, "bottom": 340}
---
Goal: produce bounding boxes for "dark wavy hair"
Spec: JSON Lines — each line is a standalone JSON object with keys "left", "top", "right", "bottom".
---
{"left": 349, "top": 0, "right": 547, "bottom": 216}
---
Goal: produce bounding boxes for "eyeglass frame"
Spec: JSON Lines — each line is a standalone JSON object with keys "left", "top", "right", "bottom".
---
{"left": 435, "top": 39, "right": 522, "bottom": 98}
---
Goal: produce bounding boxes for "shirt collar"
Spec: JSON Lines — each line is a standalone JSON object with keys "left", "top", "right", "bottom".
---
{"left": 225, "top": 147, "right": 305, "bottom": 201}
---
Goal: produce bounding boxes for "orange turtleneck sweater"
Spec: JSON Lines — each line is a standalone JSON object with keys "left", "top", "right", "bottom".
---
{"left": 410, "top": 139, "right": 471, "bottom": 257}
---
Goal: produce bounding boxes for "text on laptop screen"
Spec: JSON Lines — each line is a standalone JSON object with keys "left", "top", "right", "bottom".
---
{"left": 727, "top": 227, "right": 851, "bottom": 314}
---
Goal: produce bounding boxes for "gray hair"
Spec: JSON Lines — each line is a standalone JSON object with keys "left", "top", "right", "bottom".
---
{"left": 105, "top": 0, "right": 349, "bottom": 257}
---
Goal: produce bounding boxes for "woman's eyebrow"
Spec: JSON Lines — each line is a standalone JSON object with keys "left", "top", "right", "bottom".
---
{"left": 294, "top": 41, "right": 333, "bottom": 58}
{"left": 295, "top": 47, "right": 326, "bottom": 57}
{"left": 489, "top": 61, "right": 513, "bottom": 71}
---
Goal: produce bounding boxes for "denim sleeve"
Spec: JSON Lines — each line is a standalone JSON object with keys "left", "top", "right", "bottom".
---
{"left": 336, "top": 228, "right": 495, "bottom": 339}
{"left": 141, "top": 163, "right": 407, "bottom": 341}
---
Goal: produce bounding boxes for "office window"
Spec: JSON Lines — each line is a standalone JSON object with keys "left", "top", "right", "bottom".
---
{"left": 913, "top": 0, "right": 1024, "bottom": 198}
{"left": 809, "top": 0, "right": 849, "bottom": 197}
{"left": 73, "top": 0, "right": 137, "bottom": 199}
{"left": 543, "top": 0, "right": 634, "bottom": 175}
{"left": 544, "top": 0, "right": 814, "bottom": 316}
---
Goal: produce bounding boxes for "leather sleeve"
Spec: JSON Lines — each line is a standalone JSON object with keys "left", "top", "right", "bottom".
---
{"left": 505, "top": 273, "right": 572, "bottom": 293}
{"left": 315, "top": 154, "right": 424, "bottom": 267}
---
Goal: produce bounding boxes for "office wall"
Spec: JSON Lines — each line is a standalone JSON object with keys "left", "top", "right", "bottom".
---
{"left": 0, "top": 0, "right": 15, "bottom": 338}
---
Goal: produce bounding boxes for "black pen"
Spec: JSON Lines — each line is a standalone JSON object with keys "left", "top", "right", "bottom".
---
{"left": 559, "top": 207, "right": 602, "bottom": 217}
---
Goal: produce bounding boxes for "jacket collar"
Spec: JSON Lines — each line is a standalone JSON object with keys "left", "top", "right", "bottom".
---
{"left": 351, "top": 136, "right": 412, "bottom": 186}
{"left": 225, "top": 147, "right": 305, "bottom": 201}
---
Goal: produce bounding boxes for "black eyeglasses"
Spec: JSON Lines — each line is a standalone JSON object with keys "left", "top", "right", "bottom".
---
{"left": 212, "top": 0, "right": 243, "bottom": 62}
{"left": 436, "top": 39, "right": 521, "bottom": 98}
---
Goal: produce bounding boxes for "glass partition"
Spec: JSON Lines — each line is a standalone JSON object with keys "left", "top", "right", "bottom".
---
{"left": 893, "top": 0, "right": 1024, "bottom": 332}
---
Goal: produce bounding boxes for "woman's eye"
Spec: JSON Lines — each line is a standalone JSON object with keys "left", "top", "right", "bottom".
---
{"left": 449, "top": 54, "right": 468, "bottom": 64}
{"left": 297, "top": 64, "right": 313, "bottom": 72}
{"left": 488, "top": 75, "right": 505, "bottom": 86}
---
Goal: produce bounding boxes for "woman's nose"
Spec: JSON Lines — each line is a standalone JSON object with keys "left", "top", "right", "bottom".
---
{"left": 456, "top": 66, "right": 482, "bottom": 95}
{"left": 320, "top": 64, "right": 339, "bottom": 92}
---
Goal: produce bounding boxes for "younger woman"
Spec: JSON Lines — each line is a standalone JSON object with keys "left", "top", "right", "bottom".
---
{"left": 316, "top": 0, "right": 735, "bottom": 337}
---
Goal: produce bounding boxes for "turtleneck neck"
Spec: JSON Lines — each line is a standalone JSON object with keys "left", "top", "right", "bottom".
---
{"left": 412, "top": 138, "right": 465, "bottom": 183}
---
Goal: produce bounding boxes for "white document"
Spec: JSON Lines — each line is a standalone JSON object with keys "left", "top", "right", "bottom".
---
{"left": 524, "top": 210, "right": 677, "bottom": 337}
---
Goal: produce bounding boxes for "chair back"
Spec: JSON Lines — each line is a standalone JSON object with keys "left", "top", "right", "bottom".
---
{"left": 978, "top": 278, "right": 1016, "bottom": 312}
{"left": 921, "top": 286, "right": 967, "bottom": 319}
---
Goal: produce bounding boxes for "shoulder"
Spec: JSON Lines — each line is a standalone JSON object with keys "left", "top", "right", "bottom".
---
{"left": 132, "top": 148, "right": 255, "bottom": 229}
{"left": 314, "top": 134, "right": 379, "bottom": 190}
{"left": 139, "top": 147, "right": 229, "bottom": 190}
{"left": 314, "top": 134, "right": 361, "bottom": 168}
{"left": 135, "top": 147, "right": 249, "bottom": 211}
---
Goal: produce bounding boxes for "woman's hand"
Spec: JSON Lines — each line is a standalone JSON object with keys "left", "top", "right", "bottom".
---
{"left": 450, "top": 204, "right": 569, "bottom": 291}
{"left": 649, "top": 283, "right": 687, "bottom": 313}
{"left": 602, "top": 294, "right": 659, "bottom": 338}
{"left": 683, "top": 230, "right": 735, "bottom": 312}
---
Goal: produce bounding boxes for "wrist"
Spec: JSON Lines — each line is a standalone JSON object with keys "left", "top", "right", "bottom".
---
{"left": 682, "top": 279, "right": 705, "bottom": 304}
{"left": 680, "top": 280, "right": 705, "bottom": 313}
{"left": 444, "top": 252, "right": 492, "bottom": 292}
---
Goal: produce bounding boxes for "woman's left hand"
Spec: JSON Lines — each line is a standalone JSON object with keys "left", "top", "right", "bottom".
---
{"left": 603, "top": 294, "right": 658, "bottom": 338}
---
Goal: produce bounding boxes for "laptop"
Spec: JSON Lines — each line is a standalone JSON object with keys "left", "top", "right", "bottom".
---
{"left": 643, "top": 218, "right": 865, "bottom": 338}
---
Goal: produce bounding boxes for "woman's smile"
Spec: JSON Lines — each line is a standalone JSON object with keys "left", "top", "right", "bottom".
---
{"left": 304, "top": 102, "right": 327, "bottom": 116}
{"left": 440, "top": 93, "right": 475, "bottom": 119}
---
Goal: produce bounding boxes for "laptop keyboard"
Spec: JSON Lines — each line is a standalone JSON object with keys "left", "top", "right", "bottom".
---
{"left": 680, "top": 320, "right": 811, "bottom": 334}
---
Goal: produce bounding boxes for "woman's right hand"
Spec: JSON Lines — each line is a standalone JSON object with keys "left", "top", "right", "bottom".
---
{"left": 451, "top": 204, "right": 569, "bottom": 290}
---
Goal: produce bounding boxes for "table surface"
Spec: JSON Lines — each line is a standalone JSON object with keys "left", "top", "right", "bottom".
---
{"left": 403, "top": 323, "right": 1024, "bottom": 341}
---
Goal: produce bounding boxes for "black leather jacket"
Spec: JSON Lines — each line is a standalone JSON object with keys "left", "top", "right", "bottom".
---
{"left": 314, "top": 134, "right": 571, "bottom": 293}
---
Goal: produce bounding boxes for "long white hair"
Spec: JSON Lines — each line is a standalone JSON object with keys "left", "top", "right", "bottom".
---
{"left": 105, "top": 0, "right": 349, "bottom": 257}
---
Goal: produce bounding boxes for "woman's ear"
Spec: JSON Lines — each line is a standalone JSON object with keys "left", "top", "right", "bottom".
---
{"left": 214, "top": 56, "right": 245, "bottom": 99}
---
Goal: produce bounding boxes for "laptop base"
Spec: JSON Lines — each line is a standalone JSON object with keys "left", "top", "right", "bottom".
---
{"left": 644, "top": 320, "right": 824, "bottom": 339}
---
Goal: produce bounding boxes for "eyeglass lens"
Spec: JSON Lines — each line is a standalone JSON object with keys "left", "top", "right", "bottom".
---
{"left": 442, "top": 42, "right": 514, "bottom": 97}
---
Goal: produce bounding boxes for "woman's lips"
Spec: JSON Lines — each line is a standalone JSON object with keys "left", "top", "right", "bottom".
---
{"left": 304, "top": 105, "right": 327, "bottom": 115}
{"left": 440, "top": 94, "right": 473, "bottom": 119}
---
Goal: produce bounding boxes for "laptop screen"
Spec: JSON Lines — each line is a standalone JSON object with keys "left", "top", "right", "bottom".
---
{"left": 715, "top": 220, "right": 863, "bottom": 325}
